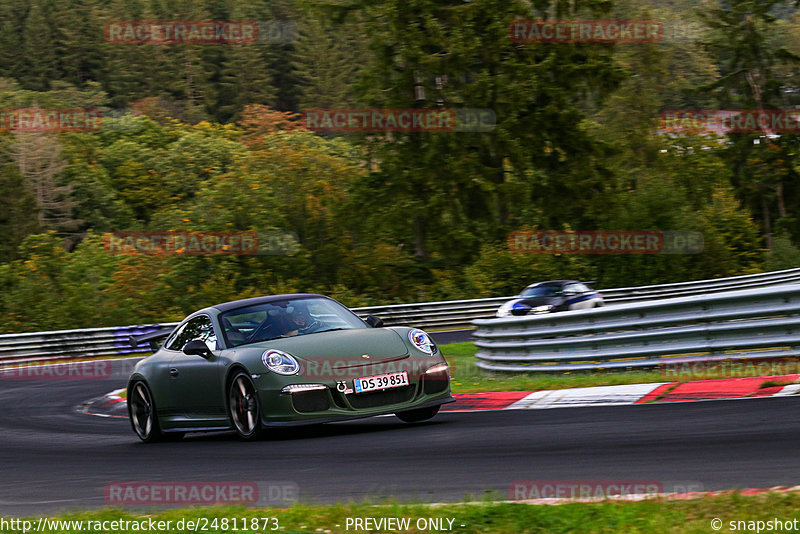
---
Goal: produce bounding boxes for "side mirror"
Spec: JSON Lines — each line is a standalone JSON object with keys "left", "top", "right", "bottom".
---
{"left": 365, "top": 315, "right": 384, "bottom": 328}
{"left": 183, "top": 339, "right": 212, "bottom": 358}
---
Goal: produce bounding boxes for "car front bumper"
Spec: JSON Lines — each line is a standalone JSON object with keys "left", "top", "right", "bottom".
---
{"left": 254, "top": 367, "right": 454, "bottom": 425}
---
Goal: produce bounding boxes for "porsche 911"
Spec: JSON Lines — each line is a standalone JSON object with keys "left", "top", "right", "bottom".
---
{"left": 127, "top": 294, "right": 453, "bottom": 442}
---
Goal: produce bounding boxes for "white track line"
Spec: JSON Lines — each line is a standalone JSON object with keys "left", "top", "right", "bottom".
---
{"left": 775, "top": 383, "right": 800, "bottom": 396}
{"left": 507, "top": 382, "right": 669, "bottom": 409}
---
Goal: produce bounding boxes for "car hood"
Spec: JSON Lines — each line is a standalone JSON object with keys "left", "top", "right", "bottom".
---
{"left": 245, "top": 328, "right": 410, "bottom": 369}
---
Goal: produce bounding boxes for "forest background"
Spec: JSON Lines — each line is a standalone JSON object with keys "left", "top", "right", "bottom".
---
{"left": 1, "top": 0, "right": 799, "bottom": 332}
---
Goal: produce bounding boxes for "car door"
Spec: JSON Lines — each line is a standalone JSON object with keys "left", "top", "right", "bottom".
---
{"left": 163, "top": 314, "right": 227, "bottom": 425}
{"left": 563, "top": 283, "right": 596, "bottom": 310}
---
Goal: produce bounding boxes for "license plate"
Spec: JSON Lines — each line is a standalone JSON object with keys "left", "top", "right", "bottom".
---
{"left": 354, "top": 371, "right": 409, "bottom": 393}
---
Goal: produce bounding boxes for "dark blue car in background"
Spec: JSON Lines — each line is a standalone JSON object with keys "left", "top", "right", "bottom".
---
{"left": 496, "top": 280, "right": 604, "bottom": 317}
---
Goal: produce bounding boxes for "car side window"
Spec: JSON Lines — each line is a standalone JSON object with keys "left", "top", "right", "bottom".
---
{"left": 574, "top": 283, "right": 591, "bottom": 293}
{"left": 165, "top": 315, "right": 218, "bottom": 352}
{"left": 564, "top": 283, "right": 583, "bottom": 295}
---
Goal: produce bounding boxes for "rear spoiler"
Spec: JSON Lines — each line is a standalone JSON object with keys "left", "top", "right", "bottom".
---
{"left": 128, "top": 327, "right": 175, "bottom": 350}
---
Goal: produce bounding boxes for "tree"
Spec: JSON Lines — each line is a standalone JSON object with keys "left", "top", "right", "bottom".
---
{"left": 216, "top": 45, "right": 275, "bottom": 122}
{"left": 60, "top": 133, "right": 135, "bottom": 234}
{"left": 0, "top": 0, "right": 26, "bottom": 80}
{"left": 214, "top": 0, "right": 277, "bottom": 122}
{"left": 20, "top": 1, "right": 59, "bottom": 91}
{"left": 0, "top": 148, "right": 41, "bottom": 262}
{"left": 291, "top": 16, "right": 364, "bottom": 109}
{"left": 699, "top": 0, "right": 800, "bottom": 249}
{"left": 8, "top": 132, "right": 81, "bottom": 234}
{"left": 348, "top": 0, "right": 624, "bottom": 266}
{"left": 52, "top": 0, "right": 106, "bottom": 87}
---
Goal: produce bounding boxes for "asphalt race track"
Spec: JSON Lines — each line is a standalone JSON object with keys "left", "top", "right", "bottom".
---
{"left": 2, "top": 373, "right": 800, "bottom": 516}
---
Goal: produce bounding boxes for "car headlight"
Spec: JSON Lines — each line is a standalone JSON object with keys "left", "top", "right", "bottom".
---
{"left": 261, "top": 349, "right": 300, "bottom": 375}
{"left": 408, "top": 328, "right": 435, "bottom": 355}
{"left": 496, "top": 302, "right": 513, "bottom": 317}
{"left": 531, "top": 305, "right": 554, "bottom": 313}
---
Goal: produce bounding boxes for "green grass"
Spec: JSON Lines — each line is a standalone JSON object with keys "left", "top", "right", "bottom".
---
{"left": 441, "top": 342, "right": 800, "bottom": 394}
{"left": 6, "top": 493, "right": 800, "bottom": 533}
{"left": 759, "top": 379, "right": 795, "bottom": 389}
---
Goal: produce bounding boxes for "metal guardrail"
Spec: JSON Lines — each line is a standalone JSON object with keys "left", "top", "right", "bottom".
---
{"left": 599, "top": 267, "right": 800, "bottom": 303}
{"left": 352, "top": 267, "right": 800, "bottom": 328}
{"left": 1, "top": 268, "right": 800, "bottom": 365}
{"left": 352, "top": 296, "right": 511, "bottom": 330}
{"left": 472, "top": 284, "right": 800, "bottom": 372}
{"left": 0, "top": 324, "right": 177, "bottom": 365}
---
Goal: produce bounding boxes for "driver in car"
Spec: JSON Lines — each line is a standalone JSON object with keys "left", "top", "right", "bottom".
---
{"left": 285, "top": 305, "right": 320, "bottom": 336}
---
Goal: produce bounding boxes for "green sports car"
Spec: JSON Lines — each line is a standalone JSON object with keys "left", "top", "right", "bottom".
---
{"left": 126, "top": 294, "right": 454, "bottom": 442}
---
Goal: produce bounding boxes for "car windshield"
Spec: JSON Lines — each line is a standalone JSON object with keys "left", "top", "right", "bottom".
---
{"left": 520, "top": 285, "right": 562, "bottom": 297}
{"left": 220, "top": 297, "right": 367, "bottom": 348}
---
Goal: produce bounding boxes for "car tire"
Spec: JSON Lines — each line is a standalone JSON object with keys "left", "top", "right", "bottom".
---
{"left": 395, "top": 405, "right": 440, "bottom": 423}
{"left": 228, "top": 371, "right": 265, "bottom": 440}
{"left": 128, "top": 381, "right": 165, "bottom": 443}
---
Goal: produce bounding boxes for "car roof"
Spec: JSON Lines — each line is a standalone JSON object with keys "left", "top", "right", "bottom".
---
{"left": 524, "top": 280, "right": 579, "bottom": 288}
{"left": 212, "top": 293, "right": 327, "bottom": 313}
